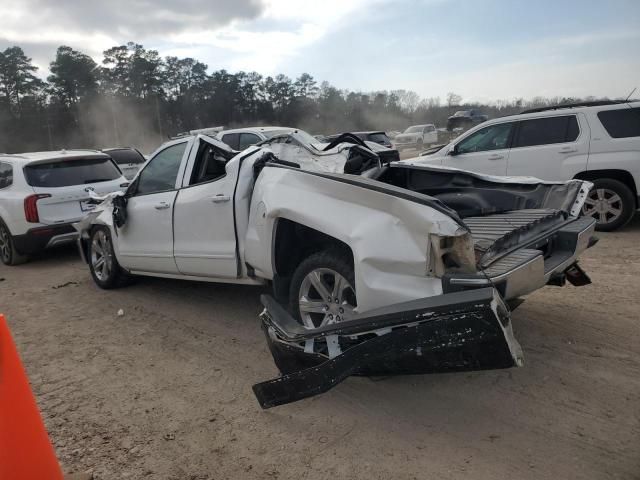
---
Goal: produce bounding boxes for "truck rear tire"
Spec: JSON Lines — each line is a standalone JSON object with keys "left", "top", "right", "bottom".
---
{"left": 582, "top": 178, "right": 635, "bottom": 231}
{"left": 289, "top": 249, "right": 356, "bottom": 329}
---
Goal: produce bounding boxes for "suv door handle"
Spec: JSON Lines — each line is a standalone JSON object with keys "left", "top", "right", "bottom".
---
{"left": 559, "top": 147, "right": 577, "bottom": 153}
{"left": 211, "top": 194, "right": 230, "bottom": 203}
{"left": 154, "top": 202, "right": 170, "bottom": 210}
{"left": 488, "top": 154, "right": 504, "bottom": 160}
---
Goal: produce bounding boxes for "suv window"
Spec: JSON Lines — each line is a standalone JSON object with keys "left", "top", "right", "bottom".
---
{"left": 456, "top": 123, "right": 514, "bottom": 154}
{"left": 105, "top": 148, "right": 146, "bottom": 165}
{"left": 189, "top": 141, "right": 228, "bottom": 185}
{"left": 0, "top": 162, "right": 12, "bottom": 189}
{"left": 136, "top": 142, "right": 187, "bottom": 195}
{"left": 221, "top": 133, "right": 240, "bottom": 150}
{"left": 24, "top": 157, "right": 121, "bottom": 187}
{"left": 514, "top": 115, "right": 579, "bottom": 148}
{"left": 597, "top": 108, "right": 640, "bottom": 138}
{"left": 238, "top": 133, "right": 261, "bottom": 150}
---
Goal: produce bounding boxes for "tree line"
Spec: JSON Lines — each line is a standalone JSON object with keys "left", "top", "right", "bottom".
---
{"left": 0, "top": 43, "right": 597, "bottom": 153}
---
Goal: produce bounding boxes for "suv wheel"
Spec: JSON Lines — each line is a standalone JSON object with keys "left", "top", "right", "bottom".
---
{"left": 88, "top": 227, "right": 132, "bottom": 288}
{"left": 582, "top": 178, "right": 635, "bottom": 232}
{"left": 0, "top": 220, "right": 28, "bottom": 266}
{"left": 289, "top": 249, "right": 356, "bottom": 329}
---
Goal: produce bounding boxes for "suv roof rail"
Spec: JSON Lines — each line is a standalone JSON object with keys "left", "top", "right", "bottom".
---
{"left": 520, "top": 100, "right": 631, "bottom": 114}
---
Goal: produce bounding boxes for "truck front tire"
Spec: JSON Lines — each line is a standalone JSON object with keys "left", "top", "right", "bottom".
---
{"left": 88, "top": 227, "right": 132, "bottom": 289}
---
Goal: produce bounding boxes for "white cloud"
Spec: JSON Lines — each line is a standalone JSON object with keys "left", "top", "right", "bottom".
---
{"left": 168, "top": 0, "right": 379, "bottom": 74}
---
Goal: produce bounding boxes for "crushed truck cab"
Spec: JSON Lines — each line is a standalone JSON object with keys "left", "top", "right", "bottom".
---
{"left": 75, "top": 130, "right": 597, "bottom": 407}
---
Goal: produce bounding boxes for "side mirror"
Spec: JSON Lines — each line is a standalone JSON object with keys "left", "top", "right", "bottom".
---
{"left": 125, "top": 178, "right": 138, "bottom": 197}
{"left": 449, "top": 145, "right": 459, "bottom": 156}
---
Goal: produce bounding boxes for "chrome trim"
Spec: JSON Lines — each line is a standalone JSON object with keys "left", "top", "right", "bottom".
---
{"left": 45, "top": 232, "right": 78, "bottom": 248}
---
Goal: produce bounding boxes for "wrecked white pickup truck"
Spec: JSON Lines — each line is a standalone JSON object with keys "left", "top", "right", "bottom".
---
{"left": 76, "top": 131, "right": 597, "bottom": 408}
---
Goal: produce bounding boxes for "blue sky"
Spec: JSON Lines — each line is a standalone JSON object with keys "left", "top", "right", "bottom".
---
{"left": 1, "top": 0, "right": 639, "bottom": 102}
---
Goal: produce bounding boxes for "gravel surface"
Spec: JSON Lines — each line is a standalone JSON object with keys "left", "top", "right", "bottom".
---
{"left": 1, "top": 218, "right": 639, "bottom": 479}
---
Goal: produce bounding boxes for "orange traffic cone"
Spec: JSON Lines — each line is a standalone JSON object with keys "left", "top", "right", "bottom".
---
{"left": 0, "top": 313, "right": 64, "bottom": 480}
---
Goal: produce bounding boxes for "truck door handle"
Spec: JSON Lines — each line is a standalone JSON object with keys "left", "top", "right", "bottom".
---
{"left": 211, "top": 194, "right": 230, "bottom": 203}
{"left": 559, "top": 147, "right": 577, "bottom": 153}
{"left": 488, "top": 154, "right": 504, "bottom": 160}
{"left": 154, "top": 202, "right": 170, "bottom": 210}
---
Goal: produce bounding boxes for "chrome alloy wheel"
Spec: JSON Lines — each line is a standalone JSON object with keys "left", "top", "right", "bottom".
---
{"left": 91, "top": 230, "right": 113, "bottom": 282}
{"left": 0, "top": 224, "right": 10, "bottom": 263}
{"left": 298, "top": 268, "right": 357, "bottom": 329}
{"left": 582, "top": 188, "right": 623, "bottom": 226}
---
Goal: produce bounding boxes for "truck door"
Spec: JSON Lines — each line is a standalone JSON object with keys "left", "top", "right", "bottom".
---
{"left": 172, "top": 135, "right": 239, "bottom": 278}
{"left": 116, "top": 140, "right": 190, "bottom": 273}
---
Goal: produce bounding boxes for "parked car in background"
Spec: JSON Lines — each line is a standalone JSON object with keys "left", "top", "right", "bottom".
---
{"left": 323, "top": 131, "right": 394, "bottom": 149}
{"left": 216, "top": 126, "right": 298, "bottom": 150}
{"left": 393, "top": 124, "right": 438, "bottom": 151}
{"left": 415, "top": 100, "right": 640, "bottom": 231}
{"left": 0, "top": 150, "right": 128, "bottom": 265}
{"left": 102, "top": 147, "right": 147, "bottom": 180}
{"left": 446, "top": 109, "right": 488, "bottom": 131}
{"left": 76, "top": 130, "right": 596, "bottom": 407}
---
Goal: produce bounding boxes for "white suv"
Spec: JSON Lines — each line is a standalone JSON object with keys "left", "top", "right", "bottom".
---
{"left": 393, "top": 124, "right": 438, "bottom": 152}
{"left": 414, "top": 101, "right": 640, "bottom": 231}
{"left": 0, "top": 150, "right": 128, "bottom": 265}
{"left": 216, "top": 126, "right": 298, "bottom": 150}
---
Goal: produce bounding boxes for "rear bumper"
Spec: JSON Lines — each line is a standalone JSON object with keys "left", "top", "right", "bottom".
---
{"left": 253, "top": 288, "right": 523, "bottom": 409}
{"left": 443, "top": 216, "right": 597, "bottom": 299}
{"left": 12, "top": 224, "right": 77, "bottom": 255}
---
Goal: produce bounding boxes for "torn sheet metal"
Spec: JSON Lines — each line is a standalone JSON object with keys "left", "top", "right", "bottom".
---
{"left": 253, "top": 287, "right": 523, "bottom": 409}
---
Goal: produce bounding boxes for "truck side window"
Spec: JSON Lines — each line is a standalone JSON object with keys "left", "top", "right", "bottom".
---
{"left": 189, "top": 141, "right": 227, "bottom": 185}
{"left": 136, "top": 142, "right": 187, "bottom": 195}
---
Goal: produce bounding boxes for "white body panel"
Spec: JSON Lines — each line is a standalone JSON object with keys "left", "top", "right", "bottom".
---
{"left": 442, "top": 147, "right": 509, "bottom": 176}
{"left": 173, "top": 176, "right": 238, "bottom": 277}
{"left": 33, "top": 178, "right": 126, "bottom": 225}
{"left": 116, "top": 191, "right": 179, "bottom": 273}
{"left": 506, "top": 112, "right": 590, "bottom": 180}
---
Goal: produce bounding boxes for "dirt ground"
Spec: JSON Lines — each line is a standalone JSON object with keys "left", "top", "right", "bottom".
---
{"left": 1, "top": 218, "right": 639, "bottom": 480}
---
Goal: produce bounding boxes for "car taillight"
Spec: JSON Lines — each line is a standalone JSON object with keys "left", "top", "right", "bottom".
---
{"left": 24, "top": 194, "right": 51, "bottom": 223}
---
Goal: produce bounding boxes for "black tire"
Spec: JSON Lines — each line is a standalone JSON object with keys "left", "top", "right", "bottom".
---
{"left": 88, "top": 226, "right": 132, "bottom": 289}
{"left": 0, "top": 219, "right": 29, "bottom": 266}
{"left": 582, "top": 178, "right": 635, "bottom": 232}
{"left": 288, "top": 249, "right": 355, "bottom": 326}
